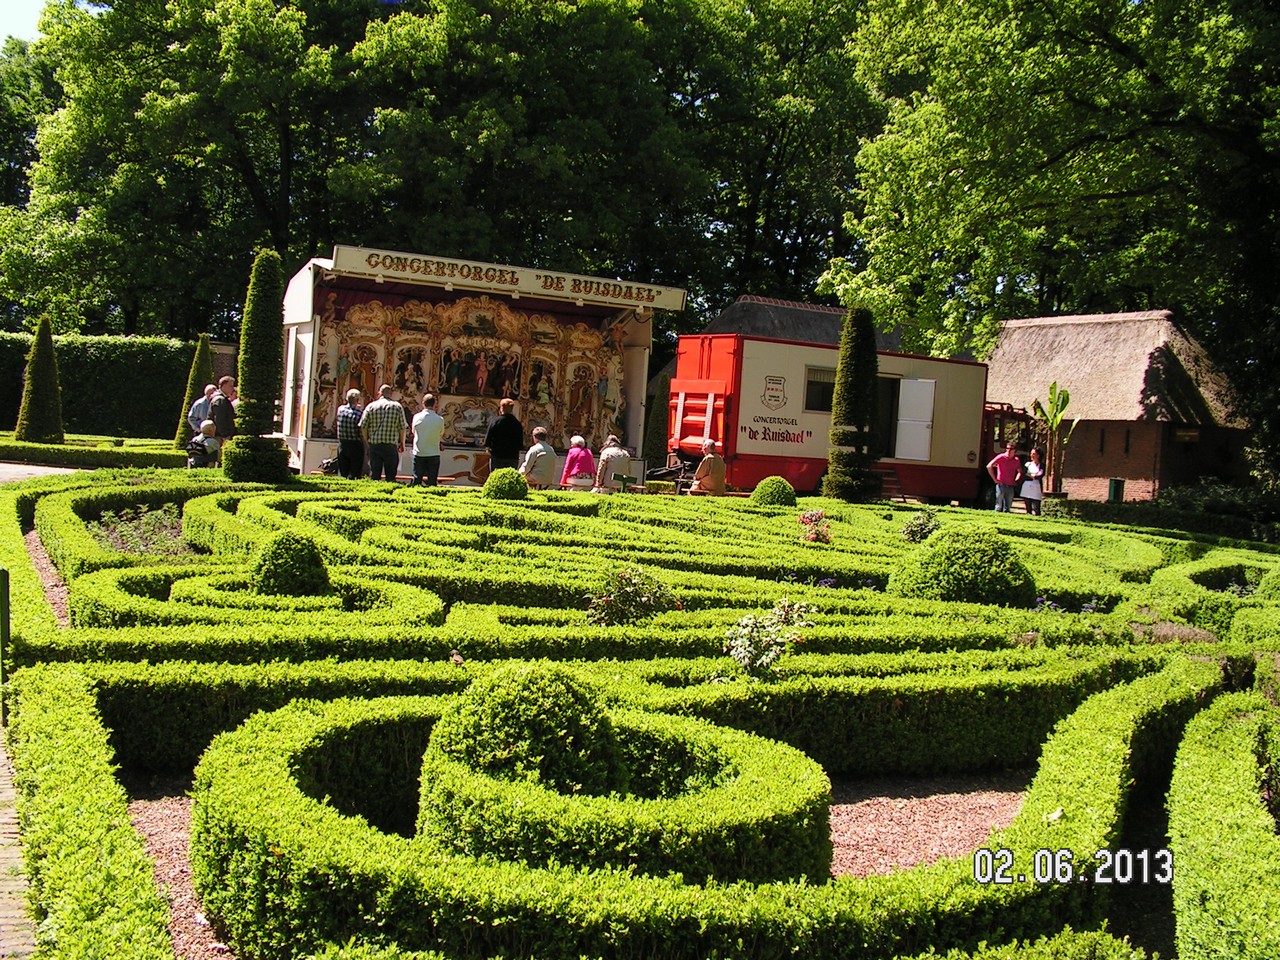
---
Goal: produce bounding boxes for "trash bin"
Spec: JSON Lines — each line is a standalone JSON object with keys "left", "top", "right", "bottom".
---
{"left": 1108, "top": 478, "right": 1125, "bottom": 503}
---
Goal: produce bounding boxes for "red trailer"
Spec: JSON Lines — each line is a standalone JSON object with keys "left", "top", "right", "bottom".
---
{"left": 667, "top": 333, "right": 1030, "bottom": 502}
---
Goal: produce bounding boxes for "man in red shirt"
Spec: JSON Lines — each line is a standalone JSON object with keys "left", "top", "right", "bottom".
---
{"left": 987, "top": 440, "right": 1023, "bottom": 513}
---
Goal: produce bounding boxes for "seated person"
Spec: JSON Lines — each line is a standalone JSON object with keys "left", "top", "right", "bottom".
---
{"left": 186, "top": 419, "right": 221, "bottom": 468}
{"left": 593, "top": 435, "right": 630, "bottom": 492}
{"left": 688, "top": 439, "right": 725, "bottom": 495}
{"left": 519, "top": 426, "right": 558, "bottom": 489}
{"left": 560, "top": 435, "right": 596, "bottom": 488}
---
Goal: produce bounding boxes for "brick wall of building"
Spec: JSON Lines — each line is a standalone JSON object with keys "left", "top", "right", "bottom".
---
{"left": 1053, "top": 420, "right": 1249, "bottom": 501}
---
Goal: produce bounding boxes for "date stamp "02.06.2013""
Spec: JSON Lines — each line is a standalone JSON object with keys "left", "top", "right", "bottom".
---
{"left": 973, "top": 847, "right": 1172, "bottom": 886}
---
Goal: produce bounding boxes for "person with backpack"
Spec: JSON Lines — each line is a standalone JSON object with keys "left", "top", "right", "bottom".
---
{"left": 186, "top": 420, "right": 221, "bottom": 468}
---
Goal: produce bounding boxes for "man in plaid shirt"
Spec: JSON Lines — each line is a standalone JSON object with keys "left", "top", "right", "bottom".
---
{"left": 359, "top": 383, "right": 408, "bottom": 482}
{"left": 335, "top": 388, "right": 364, "bottom": 479}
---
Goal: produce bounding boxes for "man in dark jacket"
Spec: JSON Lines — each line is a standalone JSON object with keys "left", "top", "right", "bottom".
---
{"left": 208, "top": 376, "right": 238, "bottom": 442}
{"left": 483, "top": 397, "right": 524, "bottom": 472}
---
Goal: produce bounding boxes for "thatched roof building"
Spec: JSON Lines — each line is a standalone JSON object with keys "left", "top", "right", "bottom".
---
{"left": 985, "top": 311, "right": 1244, "bottom": 428}
{"left": 985, "top": 311, "right": 1249, "bottom": 499}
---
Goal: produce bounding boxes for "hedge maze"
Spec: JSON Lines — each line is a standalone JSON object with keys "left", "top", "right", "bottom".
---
{"left": 5, "top": 470, "right": 1280, "bottom": 959}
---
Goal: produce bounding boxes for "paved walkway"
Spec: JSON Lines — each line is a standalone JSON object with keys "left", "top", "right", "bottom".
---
{"left": 1, "top": 462, "right": 73, "bottom": 957}
{"left": 0, "top": 734, "right": 35, "bottom": 957}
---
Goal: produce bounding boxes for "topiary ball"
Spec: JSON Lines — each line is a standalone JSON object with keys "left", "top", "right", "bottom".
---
{"left": 481, "top": 466, "right": 529, "bottom": 500}
{"left": 427, "top": 662, "right": 626, "bottom": 796}
{"left": 750, "top": 475, "right": 797, "bottom": 507}
{"left": 249, "top": 530, "right": 331, "bottom": 596}
{"left": 887, "top": 527, "right": 1036, "bottom": 607}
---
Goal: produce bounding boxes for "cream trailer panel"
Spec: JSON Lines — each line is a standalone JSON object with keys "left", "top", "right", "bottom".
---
{"left": 734, "top": 339, "right": 837, "bottom": 461}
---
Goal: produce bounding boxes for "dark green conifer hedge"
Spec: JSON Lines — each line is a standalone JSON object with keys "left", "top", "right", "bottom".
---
{"left": 174, "top": 334, "right": 215, "bottom": 448}
{"left": 225, "top": 249, "right": 290, "bottom": 483}
{"left": 14, "top": 315, "right": 65, "bottom": 445}
{"left": 823, "top": 305, "right": 881, "bottom": 502}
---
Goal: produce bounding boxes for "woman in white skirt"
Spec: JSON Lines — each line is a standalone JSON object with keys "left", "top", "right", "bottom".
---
{"left": 1021, "top": 446, "right": 1045, "bottom": 515}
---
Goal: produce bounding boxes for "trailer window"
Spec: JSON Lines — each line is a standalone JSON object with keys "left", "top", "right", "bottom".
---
{"left": 805, "top": 367, "right": 836, "bottom": 412}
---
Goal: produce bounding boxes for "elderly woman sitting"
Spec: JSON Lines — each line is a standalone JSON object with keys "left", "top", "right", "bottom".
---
{"left": 593, "top": 435, "right": 630, "bottom": 493}
{"left": 561, "top": 435, "right": 596, "bottom": 488}
{"left": 688, "top": 439, "right": 726, "bottom": 495}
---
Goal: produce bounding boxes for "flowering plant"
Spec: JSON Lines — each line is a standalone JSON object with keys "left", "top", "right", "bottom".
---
{"left": 724, "top": 596, "right": 815, "bottom": 678}
{"left": 585, "top": 567, "right": 680, "bottom": 626}
{"left": 798, "top": 509, "right": 832, "bottom": 544}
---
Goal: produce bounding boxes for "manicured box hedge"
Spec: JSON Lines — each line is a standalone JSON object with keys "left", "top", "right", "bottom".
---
{"left": 182, "top": 659, "right": 1221, "bottom": 960}
{"left": 1167, "top": 691, "right": 1280, "bottom": 960}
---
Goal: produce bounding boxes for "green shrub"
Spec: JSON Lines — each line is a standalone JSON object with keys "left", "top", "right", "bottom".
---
{"left": 481, "top": 466, "right": 528, "bottom": 500}
{"left": 419, "top": 707, "right": 832, "bottom": 883}
{"left": 427, "top": 662, "right": 627, "bottom": 795}
{"left": 236, "top": 248, "right": 285, "bottom": 438}
{"left": 222, "top": 434, "right": 292, "bottom": 484}
{"left": 250, "top": 530, "right": 331, "bottom": 596}
{"left": 174, "top": 333, "right": 214, "bottom": 449}
{"left": 1168, "top": 692, "right": 1280, "bottom": 960}
{"left": 823, "top": 305, "right": 882, "bottom": 502}
{"left": 585, "top": 566, "right": 680, "bottom": 625}
{"left": 750, "top": 475, "right": 797, "bottom": 507}
{"left": 888, "top": 527, "right": 1037, "bottom": 607}
{"left": 901, "top": 506, "right": 941, "bottom": 543}
{"left": 14, "top": 314, "right": 65, "bottom": 444}
{"left": 1255, "top": 566, "right": 1280, "bottom": 599}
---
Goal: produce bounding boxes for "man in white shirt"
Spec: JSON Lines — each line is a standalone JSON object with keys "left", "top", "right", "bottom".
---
{"left": 411, "top": 393, "right": 446, "bottom": 486}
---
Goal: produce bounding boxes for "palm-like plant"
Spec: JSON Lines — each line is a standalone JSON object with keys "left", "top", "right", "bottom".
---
{"left": 1032, "top": 381, "right": 1080, "bottom": 494}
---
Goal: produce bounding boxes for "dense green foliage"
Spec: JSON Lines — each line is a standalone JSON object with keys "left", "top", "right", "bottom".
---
{"left": 823, "top": 305, "right": 880, "bottom": 501}
{"left": 174, "top": 333, "right": 214, "bottom": 448}
{"left": 225, "top": 248, "right": 291, "bottom": 482}
{"left": 889, "top": 528, "right": 1037, "bottom": 607}
{"left": 427, "top": 663, "right": 627, "bottom": 796}
{"left": 1168, "top": 692, "right": 1280, "bottom": 959}
{"left": 1, "top": 332, "right": 193, "bottom": 436}
{"left": 13, "top": 313, "right": 63, "bottom": 443}
{"left": 235, "top": 249, "right": 284, "bottom": 437}
{"left": 481, "top": 466, "right": 528, "bottom": 500}
{"left": 250, "top": 529, "right": 331, "bottom": 596}
{"left": 829, "top": 0, "right": 1280, "bottom": 479}
{"left": 0, "top": 0, "right": 880, "bottom": 338}
{"left": 748, "top": 475, "right": 797, "bottom": 507}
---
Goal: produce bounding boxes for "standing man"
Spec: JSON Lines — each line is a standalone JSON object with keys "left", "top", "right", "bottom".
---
{"left": 359, "top": 383, "right": 408, "bottom": 482}
{"left": 187, "top": 383, "right": 216, "bottom": 435}
{"left": 483, "top": 397, "right": 524, "bottom": 472}
{"left": 208, "top": 376, "right": 238, "bottom": 442}
{"left": 335, "top": 388, "right": 365, "bottom": 479}
{"left": 411, "top": 393, "right": 446, "bottom": 486}
{"left": 987, "top": 440, "right": 1023, "bottom": 513}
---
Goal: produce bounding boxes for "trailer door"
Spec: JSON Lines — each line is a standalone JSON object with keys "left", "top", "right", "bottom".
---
{"left": 894, "top": 379, "right": 935, "bottom": 461}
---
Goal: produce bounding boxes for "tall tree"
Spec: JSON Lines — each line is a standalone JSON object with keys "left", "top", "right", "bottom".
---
{"left": 832, "top": 0, "right": 1280, "bottom": 478}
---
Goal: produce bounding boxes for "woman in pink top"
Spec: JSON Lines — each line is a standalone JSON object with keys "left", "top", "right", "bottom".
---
{"left": 560, "top": 435, "right": 596, "bottom": 488}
